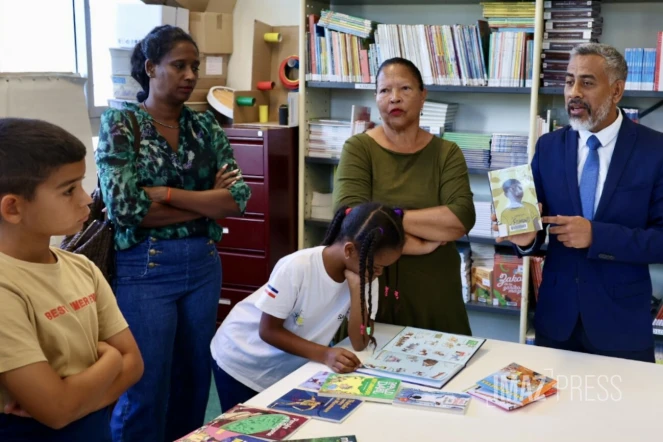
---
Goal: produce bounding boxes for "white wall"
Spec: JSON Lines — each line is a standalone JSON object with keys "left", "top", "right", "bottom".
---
{"left": 227, "top": 0, "right": 300, "bottom": 90}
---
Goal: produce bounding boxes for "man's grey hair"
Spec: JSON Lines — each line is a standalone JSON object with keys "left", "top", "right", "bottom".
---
{"left": 570, "top": 43, "right": 628, "bottom": 84}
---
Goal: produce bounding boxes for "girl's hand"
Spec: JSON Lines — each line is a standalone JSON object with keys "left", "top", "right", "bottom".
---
{"left": 344, "top": 269, "right": 361, "bottom": 288}
{"left": 3, "top": 400, "right": 31, "bottom": 418}
{"left": 323, "top": 348, "right": 362, "bottom": 373}
{"left": 142, "top": 186, "right": 169, "bottom": 203}
{"left": 215, "top": 164, "right": 241, "bottom": 189}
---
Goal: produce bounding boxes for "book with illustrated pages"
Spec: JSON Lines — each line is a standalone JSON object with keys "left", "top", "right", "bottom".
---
{"left": 393, "top": 387, "right": 472, "bottom": 414}
{"left": 474, "top": 362, "right": 557, "bottom": 407}
{"left": 317, "top": 373, "right": 401, "bottom": 403}
{"left": 298, "top": 370, "right": 332, "bottom": 391}
{"left": 176, "top": 405, "right": 309, "bottom": 441}
{"left": 356, "top": 326, "right": 485, "bottom": 389}
{"left": 488, "top": 164, "right": 542, "bottom": 237}
{"left": 464, "top": 384, "right": 558, "bottom": 411}
{"left": 289, "top": 437, "right": 358, "bottom": 442}
{"left": 267, "top": 388, "right": 362, "bottom": 423}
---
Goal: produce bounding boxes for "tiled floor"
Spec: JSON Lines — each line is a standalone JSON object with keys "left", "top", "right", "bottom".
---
{"left": 204, "top": 381, "right": 222, "bottom": 423}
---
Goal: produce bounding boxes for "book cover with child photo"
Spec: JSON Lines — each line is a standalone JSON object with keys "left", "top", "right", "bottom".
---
{"left": 488, "top": 164, "right": 542, "bottom": 237}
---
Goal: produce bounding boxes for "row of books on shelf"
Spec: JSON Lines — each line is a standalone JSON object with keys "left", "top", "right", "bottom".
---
{"left": 306, "top": 9, "right": 534, "bottom": 87}
{"left": 307, "top": 2, "right": 663, "bottom": 93}
{"left": 625, "top": 44, "right": 663, "bottom": 91}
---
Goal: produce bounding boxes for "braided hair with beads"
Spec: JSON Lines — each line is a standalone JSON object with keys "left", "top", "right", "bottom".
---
{"left": 321, "top": 202, "right": 405, "bottom": 348}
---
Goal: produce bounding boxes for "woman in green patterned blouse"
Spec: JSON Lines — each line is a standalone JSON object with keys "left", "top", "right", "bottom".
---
{"left": 95, "top": 25, "right": 251, "bottom": 442}
{"left": 333, "top": 57, "right": 476, "bottom": 336}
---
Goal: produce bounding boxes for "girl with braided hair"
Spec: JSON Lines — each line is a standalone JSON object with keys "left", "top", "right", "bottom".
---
{"left": 209, "top": 202, "right": 405, "bottom": 412}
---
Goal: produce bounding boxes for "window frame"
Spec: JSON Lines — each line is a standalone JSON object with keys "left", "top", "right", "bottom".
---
{"left": 74, "top": 0, "right": 110, "bottom": 118}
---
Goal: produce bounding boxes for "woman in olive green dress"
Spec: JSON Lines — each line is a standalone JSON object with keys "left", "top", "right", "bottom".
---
{"left": 333, "top": 57, "right": 476, "bottom": 335}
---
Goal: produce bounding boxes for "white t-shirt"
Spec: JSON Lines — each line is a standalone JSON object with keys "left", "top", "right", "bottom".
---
{"left": 210, "top": 246, "right": 379, "bottom": 392}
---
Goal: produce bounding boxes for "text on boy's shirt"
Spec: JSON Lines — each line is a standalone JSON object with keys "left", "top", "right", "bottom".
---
{"left": 44, "top": 293, "right": 97, "bottom": 320}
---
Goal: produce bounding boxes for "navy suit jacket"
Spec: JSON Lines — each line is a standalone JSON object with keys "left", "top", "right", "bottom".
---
{"left": 521, "top": 110, "right": 663, "bottom": 352}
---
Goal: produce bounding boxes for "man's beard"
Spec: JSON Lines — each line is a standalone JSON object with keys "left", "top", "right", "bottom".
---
{"left": 568, "top": 96, "right": 612, "bottom": 132}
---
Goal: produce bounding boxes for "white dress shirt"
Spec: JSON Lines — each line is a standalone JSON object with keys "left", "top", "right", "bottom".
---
{"left": 576, "top": 108, "right": 623, "bottom": 214}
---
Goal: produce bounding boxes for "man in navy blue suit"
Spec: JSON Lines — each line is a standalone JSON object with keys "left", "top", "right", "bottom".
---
{"left": 494, "top": 43, "right": 663, "bottom": 363}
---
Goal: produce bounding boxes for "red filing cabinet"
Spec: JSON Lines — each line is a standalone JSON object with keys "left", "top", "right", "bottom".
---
{"left": 215, "top": 126, "right": 299, "bottom": 326}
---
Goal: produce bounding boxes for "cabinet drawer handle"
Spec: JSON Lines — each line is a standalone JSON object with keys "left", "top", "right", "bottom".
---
{"left": 219, "top": 298, "right": 231, "bottom": 306}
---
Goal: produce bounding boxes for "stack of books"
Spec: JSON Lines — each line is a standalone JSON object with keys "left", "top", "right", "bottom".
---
{"left": 442, "top": 132, "right": 492, "bottom": 170}
{"left": 541, "top": 0, "right": 602, "bottom": 87}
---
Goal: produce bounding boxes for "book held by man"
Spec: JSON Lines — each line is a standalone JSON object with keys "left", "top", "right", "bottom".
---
{"left": 356, "top": 326, "right": 486, "bottom": 388}
{"left": 488, "top": 164, "right": 542, "bottom": 237}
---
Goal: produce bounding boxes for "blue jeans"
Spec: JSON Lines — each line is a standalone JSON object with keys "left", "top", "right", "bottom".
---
{"left": 0, "top": 407, "right": 111, "bottom": 441}
{"left": 110, "top": 236, "right": 221, "bottom": 442}
{"left": 211, "top": 361, "right": 258, "bottom": 413}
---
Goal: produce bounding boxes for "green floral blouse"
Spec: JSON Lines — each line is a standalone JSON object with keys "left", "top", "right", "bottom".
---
{"left": 95, "top": 102, "right": 251, "bottom": 251}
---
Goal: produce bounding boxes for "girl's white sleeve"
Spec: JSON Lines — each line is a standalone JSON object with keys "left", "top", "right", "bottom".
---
{"left": 254, "top": 263, "right": 301, "bottom": 319}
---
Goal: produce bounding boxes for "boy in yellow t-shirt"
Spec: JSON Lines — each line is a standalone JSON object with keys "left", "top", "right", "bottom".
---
{"left": 0, "top": 118, "right": 143, "bottom": 441}
{"left": 499, "top": 179, "right": 542, "bottom": 235}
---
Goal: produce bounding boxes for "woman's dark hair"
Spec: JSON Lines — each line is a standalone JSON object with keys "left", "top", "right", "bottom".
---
{"left": 131, "top": 25, "right": 198, "bottom": 102}
{"left": 375, "top": 57, "right": 425, "bottom": 91}
{"left": 321, "top": 202, "right": 405, "bottom": 348}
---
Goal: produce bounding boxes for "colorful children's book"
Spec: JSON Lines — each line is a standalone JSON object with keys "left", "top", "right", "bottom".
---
{"left": 267, "top": 388, "right": 362, "bottom": 423}
{"left": 465, "top": 384, "right": 558, "bottom": 411}
{"left": 488, "top": 164, "right": 542, "bottom": 237}
{"left": 181, "top": 405, "right": 309, "bottom": 441}
{"left": 475, "top": 362, "right": 557, "bottom": 406}
{"left": 176, "top": 425, "right": 266, "bottom": 442}
{"left": 317, "top": 373, "right": 401, "bottom": 403}
{"left": 356, "top": 326, "right": 486, "bottom": 388}
{"left": 288, "top": 437, "right": 357, "bottom": 442}
{"left": 298, "top": 371, "right": 332, "bottom": 391}
{"left": 393, "top": 387, "right": 472, "bottom": 414}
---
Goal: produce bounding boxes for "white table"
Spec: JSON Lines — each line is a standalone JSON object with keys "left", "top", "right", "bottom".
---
{"left": 244, "top": 323, "right": 663, "bottom": 441}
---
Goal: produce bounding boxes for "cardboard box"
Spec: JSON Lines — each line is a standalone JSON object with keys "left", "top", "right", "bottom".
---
{"left": 142, "top": 1, "right": 235, "bottom": 54}
{"left": 195, "top": 76, "right": 227, "bottom": 90}
{"left": 198, "top": 54, "right": 228, "bottom": 79}
{"left": 186, "top": 1, "right": 236, "bottom": 54}
{"left": 189, "top": 11, "right": 232, "bottom": 54}
{"left": 115, "top": 3, "right": 189, "bottom": 48}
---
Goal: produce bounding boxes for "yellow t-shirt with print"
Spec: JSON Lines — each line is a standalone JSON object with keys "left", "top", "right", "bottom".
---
{"left": 0, "top": 248, "right": 128, "bottom": 410}
{"left": 499, "top": 202, "right": 542, "bottom": 235}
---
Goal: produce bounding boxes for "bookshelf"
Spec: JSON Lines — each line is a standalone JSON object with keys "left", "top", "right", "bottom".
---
{"left": 297, "top": 0, "right": 663, "bottom": 345}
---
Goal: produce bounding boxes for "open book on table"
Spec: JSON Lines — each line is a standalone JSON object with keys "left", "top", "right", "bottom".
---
{"left": 357, "top": 326, "right": 486, "bottom": 388}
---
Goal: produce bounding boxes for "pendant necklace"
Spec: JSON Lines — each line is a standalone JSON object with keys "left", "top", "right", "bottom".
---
{"left": 142, "top": 102, "right": 179, "bottom": 129}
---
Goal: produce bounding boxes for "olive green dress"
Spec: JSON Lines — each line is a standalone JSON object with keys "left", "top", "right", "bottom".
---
{"left": 333, "top": 133, "right": 476, "bottom": 335}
